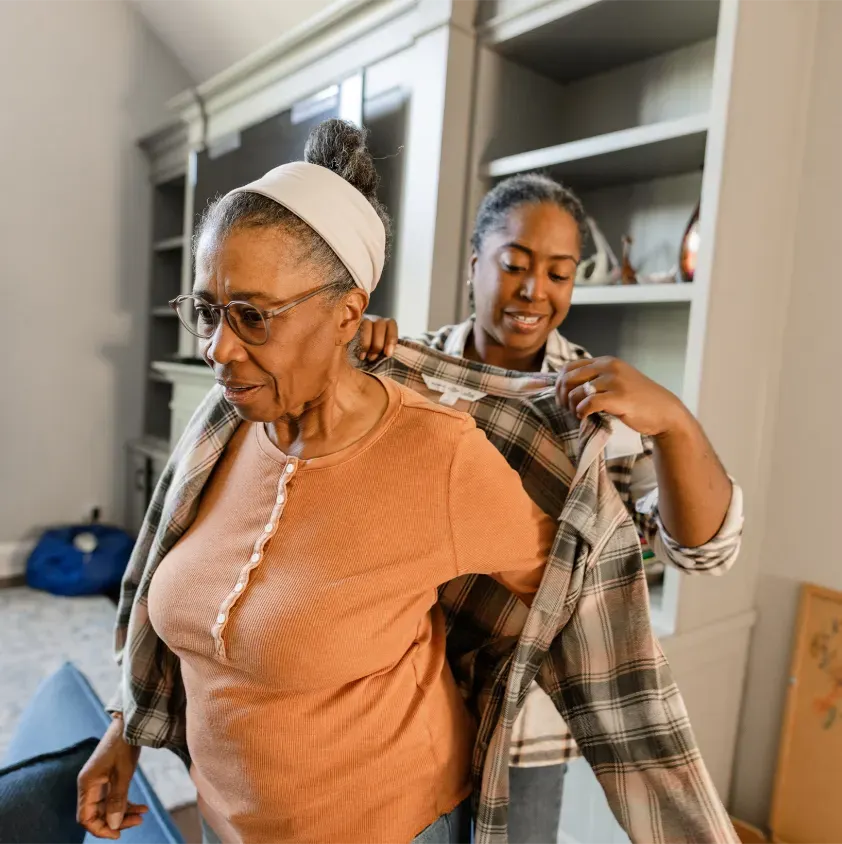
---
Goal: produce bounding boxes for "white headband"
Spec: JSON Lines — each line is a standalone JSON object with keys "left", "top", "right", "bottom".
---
{"left": 225, "top": 161, "right": 386, "bottom": 294}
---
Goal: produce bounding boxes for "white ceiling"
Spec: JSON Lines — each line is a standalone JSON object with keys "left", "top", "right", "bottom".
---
{"left": 131, "top": 0, "right": 337, "bottom": 85}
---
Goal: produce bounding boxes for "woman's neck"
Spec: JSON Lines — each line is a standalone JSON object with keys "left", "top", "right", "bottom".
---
{"left": 465, "top": 323, "right": 545, "bottom": 373}
{"left": 266, "top": 365, "right": 388, "bottom": 460}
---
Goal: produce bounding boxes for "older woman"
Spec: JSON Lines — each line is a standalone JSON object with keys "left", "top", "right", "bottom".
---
{"left": 358, "top": 173, "right": 743, "bottom": 843}
{"left": 76, "top": 120, "right": 558, "bottom": 844}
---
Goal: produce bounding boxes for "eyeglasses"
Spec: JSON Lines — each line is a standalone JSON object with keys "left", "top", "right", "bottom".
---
{"left": 169, "top": 281, "right": 345, "bottom": 346}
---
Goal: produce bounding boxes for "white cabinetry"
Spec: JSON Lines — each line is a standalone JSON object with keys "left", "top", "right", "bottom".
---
{"left": 462, "top": 2, "right": 816, "bottom": 837}
{"left": 150, "top": 362, "right": 215, "bottom": 447}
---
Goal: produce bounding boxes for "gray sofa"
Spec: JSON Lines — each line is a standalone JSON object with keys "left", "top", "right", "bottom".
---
{"left": 1, "top": 662, "right": 183, "bottom": 844}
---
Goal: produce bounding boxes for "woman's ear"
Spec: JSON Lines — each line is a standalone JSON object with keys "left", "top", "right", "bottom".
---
{"left": 467, "top": 252, "right": 479, "bottom": 311}
{"left": 336, "top": 288, "right": 369, "bottom": 345}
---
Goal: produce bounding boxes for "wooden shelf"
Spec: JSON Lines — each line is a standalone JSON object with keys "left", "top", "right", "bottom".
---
{"left": 150, "top": 306, "right": 176, "bottom": 317}
{"left": 571, "top": 283, "right": 693, "bottom": 306}
{"left": 482, "top": 0, "right": 720, "bottom": 83}
{"left": 153, "top": 235, "right": 185, "bottom": 252}
{"left": 484, "top": 114, "right": 708, "bottom": 189}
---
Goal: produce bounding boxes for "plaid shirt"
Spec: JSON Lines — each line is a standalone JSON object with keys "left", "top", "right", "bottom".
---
{"left": 414, "top": 319, "right": 744, "bottom": 768}
{"left": 112, "top": 341, "right": 737, "bottom": 844}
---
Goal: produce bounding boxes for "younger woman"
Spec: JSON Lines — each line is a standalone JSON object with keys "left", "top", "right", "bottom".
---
{"left": 358, "top": 173, "right": 743, "bottom": 843}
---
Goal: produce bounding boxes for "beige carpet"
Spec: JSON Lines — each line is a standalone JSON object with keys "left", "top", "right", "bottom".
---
{"left": 0, "top": 586, "right": 196, "bottom": 810}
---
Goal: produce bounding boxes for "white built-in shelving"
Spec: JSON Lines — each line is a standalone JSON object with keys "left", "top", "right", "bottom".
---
{"left": 484, "top": 113, "right": 709, "bottom": 189}
{"left": 465, "top": 0, "right": 724, "bottom": 676}
{"left": 479, "top": 0, "right": 720, "bottom": 82}
{"left": 572, "top": 282, "right": 693, "bottom": 306}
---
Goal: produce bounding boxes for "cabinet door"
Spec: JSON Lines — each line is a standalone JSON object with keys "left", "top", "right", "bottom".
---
{"left": 170, "top": 382, "right": 216, "bottom": 448}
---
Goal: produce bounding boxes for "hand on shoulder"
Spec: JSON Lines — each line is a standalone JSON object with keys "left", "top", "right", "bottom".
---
{"left": 358, "top": 315, "right": 398, "bottom": 361}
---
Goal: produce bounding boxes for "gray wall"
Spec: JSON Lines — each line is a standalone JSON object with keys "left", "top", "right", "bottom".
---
{"left": 730, "top": 0, "right": 842, "bottom": 826}
{"left": 0, "top": 0, "right": 192, "bottom": 562}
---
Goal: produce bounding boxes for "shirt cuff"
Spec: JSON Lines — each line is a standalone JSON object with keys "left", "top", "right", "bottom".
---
{"left": 106, "top": 686, "right": 123, "bottom": 717}
{"left": 637, "top": 478, "right": 744, "bottom": 574}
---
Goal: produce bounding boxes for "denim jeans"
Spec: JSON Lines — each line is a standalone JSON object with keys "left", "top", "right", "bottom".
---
{"left": 201, "top": 798, "right": 473, "bottom": 844}
{"left": 508, "top": 763, "right": 566, "bottom": 844}
{"left": 413, "top": 798, "right": 473, "bottom": 843}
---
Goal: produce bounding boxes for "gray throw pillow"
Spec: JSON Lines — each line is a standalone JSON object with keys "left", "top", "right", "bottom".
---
{"left": 0, "top": 737, "right": 98, "bottom": 844}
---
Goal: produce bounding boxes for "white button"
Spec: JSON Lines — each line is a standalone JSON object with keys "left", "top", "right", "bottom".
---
{"left": 216, "top": 613, "right": 226, "bottom": 624}
{"left": 250, "top": 553, "right": 260, "bottom": 563}
{"left": 285, "top": 464, "right": 294, "bottom": 474}
{"left": 264, "top": 523, "right": 273, "bottom": 533}
{"left": 234, "top": 583, "right": 244, "bottom": 593}
{"left": 276, "top": 494, "right": 285, "bottom": 504}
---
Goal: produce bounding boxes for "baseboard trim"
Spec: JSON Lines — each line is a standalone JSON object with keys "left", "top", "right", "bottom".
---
{"left": 0, "top": 541, "right": 34, "bottom": 580}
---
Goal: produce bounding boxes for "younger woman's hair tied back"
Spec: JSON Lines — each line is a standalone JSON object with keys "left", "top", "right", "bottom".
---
{"left": 471, "top": 173, "right": 589, "bottom": 254}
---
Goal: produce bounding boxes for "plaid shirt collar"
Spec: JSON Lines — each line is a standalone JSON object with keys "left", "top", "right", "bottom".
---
{"left": 438, "top": 317, "right": 588, "bottom": 373}
{"left": 113, "top": 341, "right": 736, "bottom": 844}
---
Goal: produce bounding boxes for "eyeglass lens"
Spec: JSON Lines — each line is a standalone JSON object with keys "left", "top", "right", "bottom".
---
{"left": 175, "top": 297, "right": 269, "bottom": 345}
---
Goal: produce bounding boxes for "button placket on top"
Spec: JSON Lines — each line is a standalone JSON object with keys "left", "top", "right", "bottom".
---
{"left": 211, "top": 457, "right": 299, "bottom": 659}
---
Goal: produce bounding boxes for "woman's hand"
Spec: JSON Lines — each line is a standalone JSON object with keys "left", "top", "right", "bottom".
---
{"left": 77, "top": 716, "right": 148, "bottom": 840}
{"left": 557, "top": 357, "right": 689, "bottom": 438}
{"left": 560, "top": 356, "right": 734, "bottom": 547}
{"left": 358, "top": 316, "right": 398, "bottom": 362}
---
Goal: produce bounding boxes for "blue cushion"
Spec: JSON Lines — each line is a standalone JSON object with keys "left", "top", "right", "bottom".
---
{"left": 2, "top": 664, "right": 183, "bottom": 844}
{"left": 0, "top": 737, "right": 98, "bottom": 844}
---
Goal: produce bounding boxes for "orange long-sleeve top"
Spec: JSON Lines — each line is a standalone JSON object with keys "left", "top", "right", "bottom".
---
{"left": 148, "top": 375, "right": 556, "bottom": 843}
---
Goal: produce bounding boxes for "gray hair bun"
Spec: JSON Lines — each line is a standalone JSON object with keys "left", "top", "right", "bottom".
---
{"left": 305, "top": 119, "right": 392, "bottom": 253}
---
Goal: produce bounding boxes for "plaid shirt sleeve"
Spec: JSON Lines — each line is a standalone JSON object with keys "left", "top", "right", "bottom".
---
{"left": 536, "top": 512, "right": 738, "bottom": 843}
{"left": 607, "top": 443, "right": 744, "bottom": 575}
{"left": 108, "top": 447, "right": 190, "bottom": 752}
{"left": 109, "top": 387, "right": 239, "bottom": 759}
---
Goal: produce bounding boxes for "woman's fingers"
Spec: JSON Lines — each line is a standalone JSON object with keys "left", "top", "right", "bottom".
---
{"left": 77, "top": 773, "right": 108, "bottom": 824}
{"left": 558, "top": 361, "right": 604, "bottom": 406}
{"left": 569, "top": 378, "right": 615, "bottom": 416}
{"left": 358, "top": 319, "right": 373, "bottom": 359}
{"left": 120, "top": 802, "right": 150, "bottom": 827}
{"left": 79, "top": 792, "right": 121, "bottom": 841}
{"left": 79, "top": 797, "right": 147, "bottom": 839}
{"left": 83, "top": 818, "right": 121, "bottom": 839}
{"left": 384, "top": 319, "right": 398, "bottom": 357}
{"left": 126, "top": 803, "right": 149, "bottom": 815}
{"left": 106, "top": 784, "right": 129, "bottom": 831}
{"left": 574, "top": 391, "right": 617, "bottom": 419}
{"left": 558, "top": 370, "right": 611, "bottom": 412}
{"left": 118, "top": 813, "right": 147, "bottom": 831}
{"left": 558, "top": 358, "right": 625, "bottom": 406}
{"left": 77, "top": 720, "right": 142, "bottom": 840}
{"left": 359, "top": 317, "right": 399, "bottom": 360}
{"left": 363, "top": 318, "right": 399, "bottom": 361}
{"left": 367, "top": 319, "right": 389, "bottom": 361}
{"left": 559, "top": 357, "right": 593, "bottom": 375}
{"left": 106, "top": 761, "right": 137, "bottom": 832}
